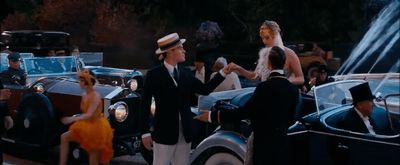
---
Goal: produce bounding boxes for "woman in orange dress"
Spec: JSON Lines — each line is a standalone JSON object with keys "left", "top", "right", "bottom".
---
{"left": 59, "top": 70, "right": 113, "bottom": 165}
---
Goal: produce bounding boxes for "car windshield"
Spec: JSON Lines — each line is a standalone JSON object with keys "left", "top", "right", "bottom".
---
{"left": 314, "top": 80, "right": 364, "bottom": 114}
{"left": 315, "top": 77, "right": 400, "bottom": 115}
{"left": 0, "top": 53, "right": 33, "bottom": 71}
{"left": 22, "top": 56, "right": 77, "bottom": 76}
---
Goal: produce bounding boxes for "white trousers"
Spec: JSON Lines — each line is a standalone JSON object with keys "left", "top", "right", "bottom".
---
{"left": 153, "top": 120, "right": 191, "bottom": 165}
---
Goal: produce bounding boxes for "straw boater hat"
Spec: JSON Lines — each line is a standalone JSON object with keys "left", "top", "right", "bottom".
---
{"left": 155, "top": 33, "right": 186, "bottom": 54}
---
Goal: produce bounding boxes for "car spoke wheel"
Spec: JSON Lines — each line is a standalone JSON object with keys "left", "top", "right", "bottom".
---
{"left": 68, "top": 142, "right": 88, "bottom": 164}
{"left": 15, "top": 93, "right": 54, "bottom": 146}
{"left": 205, "top": 152, "right": 242, "bottom": 165}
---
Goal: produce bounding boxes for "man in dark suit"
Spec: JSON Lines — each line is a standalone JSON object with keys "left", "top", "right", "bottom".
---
{"left": 338, "top": 82, "right": 377, "bottom": 134}
{"left": 140, "top": 33, "right": 229, "bottom": 165}
{"left": 196, "top": 46, "right": 300, "bottom": 164}
{"left": 0, "top": 80, "right": 13, "bottom": 163}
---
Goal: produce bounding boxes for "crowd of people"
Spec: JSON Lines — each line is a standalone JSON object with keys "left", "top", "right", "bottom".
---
{"left": 0, "top": 19, "right": 382, "bottom": 165}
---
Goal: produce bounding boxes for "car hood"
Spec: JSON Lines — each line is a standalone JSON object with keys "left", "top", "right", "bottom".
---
{"left": 37, "top": 77, "right": 123, "bottom": 98}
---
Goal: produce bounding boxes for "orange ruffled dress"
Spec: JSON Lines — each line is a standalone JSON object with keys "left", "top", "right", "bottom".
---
{"left": 69, "top": 98, "right": 114, "bottom": 163}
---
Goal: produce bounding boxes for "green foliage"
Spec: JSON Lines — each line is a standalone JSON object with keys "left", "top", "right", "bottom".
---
{"left": 1, "top": 0, "right": 374, "bottom": 46}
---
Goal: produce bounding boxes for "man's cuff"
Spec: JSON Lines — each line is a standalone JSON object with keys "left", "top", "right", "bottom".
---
{"left": 210, "top": 111, "right": 219, "bottom": 124}
{"left": 141, "top": 133, "right": 151, "bottom": 139}
{"left": 208, "top": 111, "right": 212, "bottom": 123}
{"left": 219, "top": 69, "right": 227, "bottom": 77}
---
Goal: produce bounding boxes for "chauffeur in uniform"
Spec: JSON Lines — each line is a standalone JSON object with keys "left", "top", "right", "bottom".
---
{"left": 196, "top": 46, "right": 300, "bottom": 164}
{"left": 1, "top": 52, "right": 26, "bottom": 86}
{"left": 140, "top": 33, "right": 230, "bottom": 165}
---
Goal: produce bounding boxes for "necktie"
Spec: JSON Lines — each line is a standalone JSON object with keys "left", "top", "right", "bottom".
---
{"left": 173, "top": 67, "right": 179, "bottom": 82}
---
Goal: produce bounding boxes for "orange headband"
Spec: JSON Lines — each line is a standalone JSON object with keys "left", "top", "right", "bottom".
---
{"left": 78, "top": 70, "right": 95, "bottom": 87}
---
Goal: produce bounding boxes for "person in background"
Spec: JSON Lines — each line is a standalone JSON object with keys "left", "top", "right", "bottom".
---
{"left": 211, "top": 57, "right": 241, "bottom": 92}
{"left": 59, "top": 70, "right": 113, "bottom": 165}
{"left": 193, "top": 55, "right": 210, "bottom": 83}
{"left": 71, "top": 45, "right": 85, "bottom": 70}
{"left": 195, "top": 46, "right": 299, "bottom": 164}
{"left": 47, "top": 50, "right": 56, "bottom": 56}
{"left": 0, "top": 53, "right": 26, "bottom": 86}
{"left": 308, "top": 65, "right": 334, "bottom": 88}
{"left": 140, "top": 33, "right": 229, "bottom": 165}
{"left": 194, "top": 20, "right": 224, "bottom": 82}
{"left": 191, "top": 55, "right": 212, "bottom": 106}
{"left": 0, "top": 80, "right": 13, "bottom": 163}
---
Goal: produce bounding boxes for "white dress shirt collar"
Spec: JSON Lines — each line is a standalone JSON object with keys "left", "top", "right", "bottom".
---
{"left": 164, "top": 61, "right": 177, "bottom": 74}
{"left": 270, "top": 69, "right": 284, "bottom": 74}
{"left": 164, "top": 61, "right": 178, "bottom": 86}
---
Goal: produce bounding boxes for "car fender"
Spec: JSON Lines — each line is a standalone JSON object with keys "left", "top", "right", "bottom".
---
{"left": 190, "top": 130, "right": 247, "bottom": 163}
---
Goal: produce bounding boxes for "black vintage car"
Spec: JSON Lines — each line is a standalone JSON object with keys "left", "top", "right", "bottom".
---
{"left": 0, "top": 53, "right": 144, "bottom": 162}
{"left": 188, "top": 73, "right": 400, "bottom": 165}
{"left": 1, "top": 30, "right": 71, "bottom": 57}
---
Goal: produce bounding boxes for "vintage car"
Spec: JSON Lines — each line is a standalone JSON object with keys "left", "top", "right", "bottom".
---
{"left": 188, "top": 73, "right": 399, "bottom": 165}
{"left": 286, "top": 42, "right": 341, "bottom": 80}
{"left": 1, "top": 30, "right": 71, "bottom": 57}
{"left": 0, "top": 53, "right": 144, "bottom": 162}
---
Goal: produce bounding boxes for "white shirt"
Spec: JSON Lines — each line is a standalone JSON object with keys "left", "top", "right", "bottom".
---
{"left": 354, "top": 108, "right": 376, "bottom": 135}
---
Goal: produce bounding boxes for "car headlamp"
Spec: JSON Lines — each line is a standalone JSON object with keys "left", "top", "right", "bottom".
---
{"left": 33, "top": 83, "right": 45, "bottom": 93}
{"left": 128, "top": 79, "right": 138, "bottom": 91}
{"left": 108, "top": 101, "right": 129, "bottom": 122}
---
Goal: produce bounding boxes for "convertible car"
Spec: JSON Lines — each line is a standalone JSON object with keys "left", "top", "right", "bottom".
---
{"left": 0, "top": 53, "right": 144, "bottom": 162}
{"left": 189, "top": 73, "right": 400, "bottom": 165}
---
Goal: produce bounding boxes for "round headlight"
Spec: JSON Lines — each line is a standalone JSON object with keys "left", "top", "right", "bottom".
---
{"left": 108, "top": 101, "right": 128, "bottom": 122}
{"left": 33, "top": 83, "right": 45, "bottom": 93}
{"left": 128, "top": 79, "right": 138, "bottom": 91}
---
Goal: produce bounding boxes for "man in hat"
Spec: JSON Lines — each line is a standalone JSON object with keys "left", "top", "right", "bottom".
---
{"left": 140, "top": 33, "right": 230, "bottom": 165}
{"left": 0, "top": 52, "right": 26, "bottom": 86}
{"left": 338, "top": 82, "right": 377, "bottom": 134}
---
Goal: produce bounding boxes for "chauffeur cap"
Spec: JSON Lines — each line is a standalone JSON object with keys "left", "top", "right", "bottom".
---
{"left": 155, "top": 33, "right": 186, "bottom": 54}
{"left": 7, "top": 52, "right": 21, "bottom": 62}
{"left": 349, "top": 82, "right": 374, "bottom": 105}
